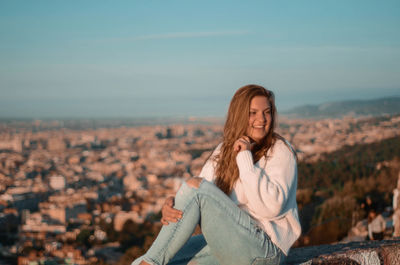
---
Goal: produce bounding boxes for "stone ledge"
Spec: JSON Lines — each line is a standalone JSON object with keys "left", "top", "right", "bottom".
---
{"left": 285, "top": 238, "right": 400, "bottom": 265}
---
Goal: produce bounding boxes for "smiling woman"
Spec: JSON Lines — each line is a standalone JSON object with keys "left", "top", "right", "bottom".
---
{"left": 247, "top": 96, "right": 271, "bottom": 143}
{"left": 132, "top": 85, "right": 301, "bottom": 265}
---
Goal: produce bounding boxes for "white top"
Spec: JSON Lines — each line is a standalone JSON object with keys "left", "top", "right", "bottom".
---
{"left": 393, "top": 188, "right": 400, "bottom": 210}
{"left": 199, "top": 139, "right": 301, "bottom": 255}
{"left": 368, "top": 214, "right": 386, "bottom": 239}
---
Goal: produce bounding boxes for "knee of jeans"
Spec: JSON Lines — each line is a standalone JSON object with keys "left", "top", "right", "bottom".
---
{"left": 186, "top": 177, "right": 203, "bottom": 189}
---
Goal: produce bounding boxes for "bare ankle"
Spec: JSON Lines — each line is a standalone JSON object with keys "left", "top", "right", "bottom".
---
{"left": 139, "top": 261, "right": 151, "bottom": 265}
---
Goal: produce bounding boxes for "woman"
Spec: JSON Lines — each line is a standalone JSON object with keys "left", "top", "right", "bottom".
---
{"left": 132, "top": 84, "right": 301, "bottom": 265}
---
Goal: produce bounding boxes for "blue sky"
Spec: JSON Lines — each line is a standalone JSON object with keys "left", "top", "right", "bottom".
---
{"left": 1, "top": 0, "right": 399, "bottom": 118}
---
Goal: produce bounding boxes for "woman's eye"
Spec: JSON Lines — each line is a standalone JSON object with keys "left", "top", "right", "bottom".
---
{"left": 250, "top": 112, "right": 256, "bottom": 115}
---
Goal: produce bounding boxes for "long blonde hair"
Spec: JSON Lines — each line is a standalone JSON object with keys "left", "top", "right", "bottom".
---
{"left": 214, "top": 84, "right": 280, "bottom": 195}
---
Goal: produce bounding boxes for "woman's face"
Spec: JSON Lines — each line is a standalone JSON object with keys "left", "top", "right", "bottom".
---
{"left": 246, "top": 96, "right": 271, "bottom": 143}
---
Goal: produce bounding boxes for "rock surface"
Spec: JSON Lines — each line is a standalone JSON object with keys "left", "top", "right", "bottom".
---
{"left": 285, "top": 239, "right": 400, "bottom": 265}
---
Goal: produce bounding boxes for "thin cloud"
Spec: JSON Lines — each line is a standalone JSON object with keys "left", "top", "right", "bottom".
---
{"left": 256, "top": 45, "right": 400, "bottom": 53}
{"left": 91, "top": 31, "right": 250, "bottom": 44}
{"left": 131, "top": 30, "right": 250, "bottom": 41}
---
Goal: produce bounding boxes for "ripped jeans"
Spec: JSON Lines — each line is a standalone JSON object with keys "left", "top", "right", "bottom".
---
{"left": 131, "top": 180, "right": 282, "bottom": 265}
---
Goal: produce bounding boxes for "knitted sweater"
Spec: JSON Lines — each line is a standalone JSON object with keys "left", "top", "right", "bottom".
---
{"left": 198, "top": 139, "right": 301, "bottom": 255}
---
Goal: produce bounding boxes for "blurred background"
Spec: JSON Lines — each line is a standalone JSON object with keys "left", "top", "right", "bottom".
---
{"left": 0, "top": 1, "right": 400, "bottom": 264}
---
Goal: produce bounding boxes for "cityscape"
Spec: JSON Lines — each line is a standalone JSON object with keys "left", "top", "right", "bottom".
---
{"left": 1, "top": 113, "right": 399, "bottom": 264}
{"left": 1, "top": 1, "right": 400, "bottom": 264}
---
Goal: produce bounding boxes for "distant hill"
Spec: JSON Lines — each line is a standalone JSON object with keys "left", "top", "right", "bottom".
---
{"left": 296, "top": 135, "right": 400, "bottom": 246}
{"left": 281, "top": 96, "right": 400, "bottom": 119}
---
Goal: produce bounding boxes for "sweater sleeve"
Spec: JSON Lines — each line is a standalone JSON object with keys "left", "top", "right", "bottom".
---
{"left": 235, "top": 140, "right": 297, "bottom": 219}
{"left": 198, "top": 156, "right": 216, "bottom": 182}
{"left": 198, "top": 143, "right": 222, "bottom": 183}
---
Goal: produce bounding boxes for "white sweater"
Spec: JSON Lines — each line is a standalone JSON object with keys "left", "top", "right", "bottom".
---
{"left": 198, "top": 139, "right": 301, "bottom": 255}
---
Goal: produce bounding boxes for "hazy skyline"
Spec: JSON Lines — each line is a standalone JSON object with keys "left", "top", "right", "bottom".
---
{"left": 1, "top": 0, "right": 399, "bottom": 118}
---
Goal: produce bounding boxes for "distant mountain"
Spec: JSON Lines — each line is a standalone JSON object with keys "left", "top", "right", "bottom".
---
{"left": 281, "top": 96, "right": 400, "bottom": 119}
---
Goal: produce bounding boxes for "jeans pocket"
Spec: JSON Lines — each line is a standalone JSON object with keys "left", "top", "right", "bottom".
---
{"left": 251, "top": 254, "right": 281, "bottom": 265}
{"left": 254, "top": 227, "right": 265, "bottom": 243}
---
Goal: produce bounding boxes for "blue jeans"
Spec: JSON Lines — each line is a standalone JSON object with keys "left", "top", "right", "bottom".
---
{"left": 131, "top": 180, "right": 282, "bottom": 265}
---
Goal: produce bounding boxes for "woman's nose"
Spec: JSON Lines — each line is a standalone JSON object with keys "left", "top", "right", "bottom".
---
{"left": 257, "top": 112, "right": 266, "bottom": 122}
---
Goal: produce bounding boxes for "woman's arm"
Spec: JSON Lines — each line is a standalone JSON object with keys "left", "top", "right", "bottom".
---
{"left": 368, "top": 223, "right": 374, "bottom": 240}
{"left": 198, "top": 158, "right": 215, "bottom": 182}
{"left": 235, "top": 140, "right": 297, "bottom": 219}
{"left": 198, "top": 143, "right": 222, "bottom": 182}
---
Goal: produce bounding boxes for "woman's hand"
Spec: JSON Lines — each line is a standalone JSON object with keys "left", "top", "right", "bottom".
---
{"left": 233, "top": 136, "right": 254, "bottom": 152}
{"left": 161, "top": 196, "right": 183, "bottom": 225}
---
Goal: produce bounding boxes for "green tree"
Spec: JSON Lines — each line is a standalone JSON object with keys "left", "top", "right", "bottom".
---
{"left": 76, "top": 229, "right": 92, "bottom": 248}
